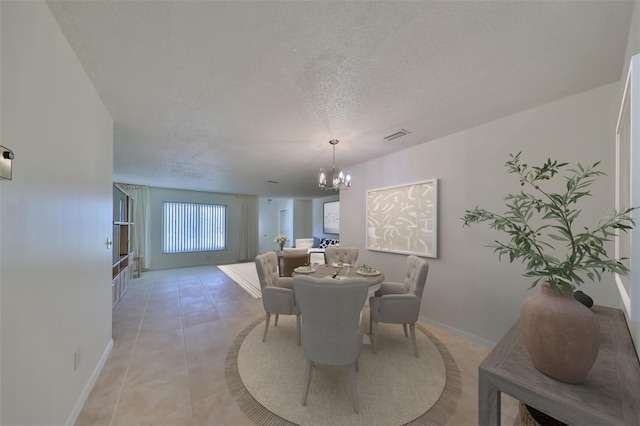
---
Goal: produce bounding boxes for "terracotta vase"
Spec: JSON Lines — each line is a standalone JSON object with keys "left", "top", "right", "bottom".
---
{"left": 520, "top": 283, "right": 600, "bottom": 384}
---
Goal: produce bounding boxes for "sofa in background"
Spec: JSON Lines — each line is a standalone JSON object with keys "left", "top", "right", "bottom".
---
{"left": 295, "top": 237, "right": 340, "bottom": 265}
{"left": 295, "top": 238, "right": 315, "bottom": 249}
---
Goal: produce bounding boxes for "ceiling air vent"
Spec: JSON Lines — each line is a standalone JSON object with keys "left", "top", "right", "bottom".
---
{"left": 383, "top": 129, "right": 411, "bottom": 141}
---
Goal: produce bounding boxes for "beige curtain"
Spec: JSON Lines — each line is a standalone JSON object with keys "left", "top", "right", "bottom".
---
{"left": 237, "top": 195, "right": 258, "bottom": 262}
{"left": 116, "top": 183, "right": 150, "bottom": 270}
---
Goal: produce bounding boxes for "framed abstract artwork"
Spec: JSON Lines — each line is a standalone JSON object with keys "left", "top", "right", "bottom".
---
{"left": 366, "top": 179, "right": 438, "bottom": 258}
{"left": 323, "top": 201, "right": 340, "bottom": 234}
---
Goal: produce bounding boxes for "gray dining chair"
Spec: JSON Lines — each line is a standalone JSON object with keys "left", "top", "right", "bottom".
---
{"left": 324, "top": 246, "right": 359, "bottom": 265}
{"left": 255, "top": 252, "right": 301, "bottom": 345}
{"left": 293, "top": 275, "right": 368, "bottom": 413}
{"left": 369, "top": 255, "right": 429, "bottom": 357}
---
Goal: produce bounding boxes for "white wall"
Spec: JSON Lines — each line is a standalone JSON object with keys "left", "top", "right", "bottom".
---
{"left": 622, "top": 2, "right": 640, "bottom": 90}
{"left": 258, "top": 198, "right": 278, "bottom": 253}
{"left": 258, "top": 197, "right": 294, "bottom": 253}
{"left": 1, "top": 2, "right": 113, "bottom": 424}
{"left": 341, "top": 83, "right": 622, "bottom": 346}
{"left": 0, "top": 2, "right": 4, "bottom": 420}
{"left": 312, "top": 194, "right": 340, "bottom": 239}
{"left": 258, "top": 198, "right": 278, "bottom": 254}
{"left": 293, "top": 199, "right": 312, "bottom": 243}
{"left": 278, "top": 199, "right": 294, "bottom": 245}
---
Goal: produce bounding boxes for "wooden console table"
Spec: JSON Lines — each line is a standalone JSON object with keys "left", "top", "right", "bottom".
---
{"left": 479, "top": 305, "right": 640, "bottom": 425}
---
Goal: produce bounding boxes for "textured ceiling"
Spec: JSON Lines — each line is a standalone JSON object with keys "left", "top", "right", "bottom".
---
{"left": 47, "top": 1, "right": 635, "bottom": 198}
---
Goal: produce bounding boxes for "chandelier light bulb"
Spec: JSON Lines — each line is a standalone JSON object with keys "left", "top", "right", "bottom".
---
{"left": 344, "top": 171, "right": 352, "bottom": 187}
{"left": 319, "top": 168, "right": 327, "bottom": 187}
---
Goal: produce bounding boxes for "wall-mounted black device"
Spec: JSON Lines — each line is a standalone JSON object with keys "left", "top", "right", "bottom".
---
{"left": 0, "top": 145, "right": 14, "bottom": 180}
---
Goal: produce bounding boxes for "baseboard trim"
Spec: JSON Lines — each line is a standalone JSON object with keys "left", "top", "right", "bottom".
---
{"left": 419, "top": 315, "right": 496, "bottom": 348}
{"left": 66, "top": 338, "right": 113, "bottom": 426}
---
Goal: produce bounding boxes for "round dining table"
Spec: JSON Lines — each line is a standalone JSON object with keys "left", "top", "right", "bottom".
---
{"left": 293, "top": 264, "right": 385, "bottom": 297}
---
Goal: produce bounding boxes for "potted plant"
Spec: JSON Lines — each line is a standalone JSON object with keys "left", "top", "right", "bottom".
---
{"left": 462, "top": 153, "right": 635, "bottom": 383}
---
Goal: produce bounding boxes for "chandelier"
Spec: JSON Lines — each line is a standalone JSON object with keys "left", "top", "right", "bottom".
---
{"left": 318, "top": 139, "right": 352, "bottom": 191}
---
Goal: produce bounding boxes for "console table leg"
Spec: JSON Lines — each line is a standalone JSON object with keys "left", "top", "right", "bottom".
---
{"left": 479, "top": 374, "right": 500, "bottom": 426}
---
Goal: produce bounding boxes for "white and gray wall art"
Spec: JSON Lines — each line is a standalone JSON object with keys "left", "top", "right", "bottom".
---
{"left": 366, "top": 179, "right": 438, "bottom": 258}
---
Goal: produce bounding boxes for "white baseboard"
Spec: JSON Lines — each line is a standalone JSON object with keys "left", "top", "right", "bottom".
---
{"left": 419, "top": 315, "right": 496, "bottom": 348}
{"left": 66, "top": 338, "right": 114, "bottom": 426}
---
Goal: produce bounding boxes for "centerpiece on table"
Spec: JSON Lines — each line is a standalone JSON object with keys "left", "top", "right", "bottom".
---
{"left": 462, "top": 153, "right": 635, "bottom": 384}
{"left": 274, "top": 234, "right": 289, "bottom": 252}
{"left": 359, "top": 264, "right": 376, "bottom": 273}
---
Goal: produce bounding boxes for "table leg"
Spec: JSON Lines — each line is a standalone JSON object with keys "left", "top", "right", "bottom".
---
{"left": 479, "top": 373, "right": 501, "bottom": 426}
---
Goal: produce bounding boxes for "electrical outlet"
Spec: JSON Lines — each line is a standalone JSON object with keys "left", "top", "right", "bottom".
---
{"left": 74, "top": 347, "right": 81, "bottom": 371}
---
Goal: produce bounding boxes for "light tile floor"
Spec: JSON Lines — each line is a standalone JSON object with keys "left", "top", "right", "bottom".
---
{"left": 76, "top": 265, "right": 518, "bottom": 425}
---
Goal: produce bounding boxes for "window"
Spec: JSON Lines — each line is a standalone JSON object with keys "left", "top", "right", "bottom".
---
{"left": 163, "top": 202, "right": 226, "bottom": 253}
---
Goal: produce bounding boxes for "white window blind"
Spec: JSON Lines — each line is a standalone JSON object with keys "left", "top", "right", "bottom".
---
{"left": 163, "top": 202, "right": 226, "bottom": 253}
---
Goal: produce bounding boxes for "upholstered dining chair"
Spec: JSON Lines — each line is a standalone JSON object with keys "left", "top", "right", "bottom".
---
{"left": 255, "top": 252, "right": 301, "bottom": 345}
{"left": 369, "top": 255, "right": 429, "bottom": 357}
{"left": 293, "top": 275, "right": 368, "bottom": 413}
{"left": 281, "top": 248, "right": 310, "bottom": 277}
{"left": 324, "top": 246, "right": 359, "bottom": 265}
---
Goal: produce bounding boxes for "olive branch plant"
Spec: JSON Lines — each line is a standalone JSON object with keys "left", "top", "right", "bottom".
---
{"left": 462, "top": 152, "right": 636, "bottom": 294}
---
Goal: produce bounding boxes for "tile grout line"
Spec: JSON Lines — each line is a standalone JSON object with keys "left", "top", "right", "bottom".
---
{"left": 190, "top": 271, "right": 222, "bottom": 421}
{"left": 180, "top": 274, "right": 203, "bottom": 423}
{"left": 108, "top": 278, "right": 154, "bottom": 426}
{"left": 161, "top": 270, "right": 223, "bottom": 423}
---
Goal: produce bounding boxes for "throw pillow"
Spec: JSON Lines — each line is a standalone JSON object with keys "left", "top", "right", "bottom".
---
{"left": 318, "top": 238, "right": 340, "bottom": 249}
{"left": 312, "top": 236, "right": 322, "bottom": 248}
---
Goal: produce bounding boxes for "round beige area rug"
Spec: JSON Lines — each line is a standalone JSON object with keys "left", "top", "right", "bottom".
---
{"left": 225, "top": 316, "right": 461, "bottom": 425}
